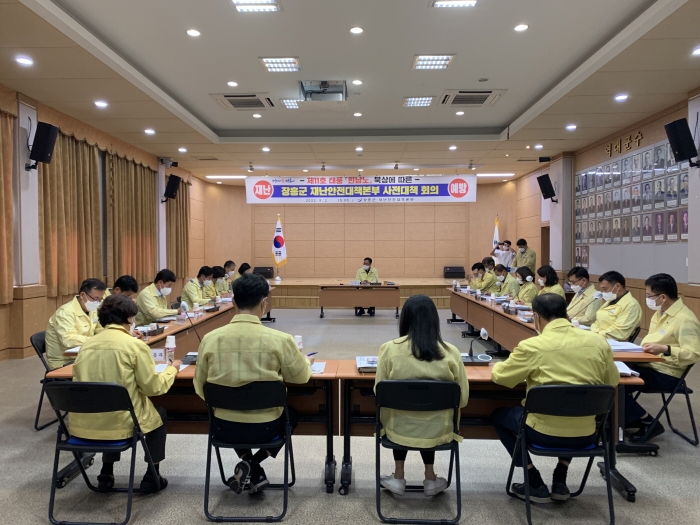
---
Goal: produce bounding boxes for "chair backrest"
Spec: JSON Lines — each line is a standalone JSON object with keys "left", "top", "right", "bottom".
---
{"left": 45, "top": 382, "right": 134, "bottom": 414}
{"left": 30, "top": 331, "right": 49, "bottom": 372}
{"left": 628, "top": 326, "right": 641, "bottom": 343}
{"left": 376, "top": 380, "right": 461, "bottom": 412}
{"left": 204, "top": 382, "right": 287, "bottom": 412}
{"left": 524, "top": 385, "right": 615, "bottom": 418}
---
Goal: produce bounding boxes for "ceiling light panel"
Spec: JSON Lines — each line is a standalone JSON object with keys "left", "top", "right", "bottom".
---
{"left": 412, "top": 55, "right": 455, "bottom": 70}
{"left": 403, "top": 97, "right": 434, "bottom": 107}
{"left": 260, "top": 57, "right": 300, "bottom": 72}
{"left": 281, "top": 99, "right": 301, "bottom": 109}
{"left": 430, "top": 1, "right": 477, "bottom": 7}
{"left": 233, "top": 0, "right": 279, "bottom": 12}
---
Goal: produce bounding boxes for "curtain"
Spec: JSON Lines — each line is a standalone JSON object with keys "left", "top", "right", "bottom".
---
{"left": 39, "top": 133, "right": 101, "bottom": 297}
{"left": 106, "top": 154, "right": 157, "bottom": 285}
{"left": 0, "top": 111, "right": 15, "bottom": 304}
{"left": 166, "top": 176, "right": 190, "bottom": 279}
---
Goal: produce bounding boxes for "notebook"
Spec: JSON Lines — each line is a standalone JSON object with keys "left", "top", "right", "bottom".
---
{"left": 607, "top": 340, "right": 643, "bottom": 352}
{"left": 156, "top": 316, "right": 177, "bottom": 322}
{"left": 356, "top": 356, "right": 378, "bottom": 372}
{"left": 65, "top": 346, "right": 81, "bottom": 355}
{"left": 615, "top": 362, "right": 640, "bottom": 377}
{"left": 155, "top": 364, "right": 189, "bottom": 373}
{"left": 311, "top": 362, "right": 326, "bottom": 374}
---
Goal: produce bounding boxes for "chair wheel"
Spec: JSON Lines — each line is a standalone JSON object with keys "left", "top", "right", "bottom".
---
{"left": 57, "top": 480, "right": 66, "bottom": 489}
{"left": 338, "top": 485, "right": 349, "bottom": 496}
{"left": 326, "top": 484, "right": 333, "bottom": 494}
{"left": 447, "top": 320, "right": 452, "bottom": 324}
{"left": 649, "top": 450, "right": 658, "bottom": 457}
{"left": 88, "top": 459, "right": 94, "bottom": 467}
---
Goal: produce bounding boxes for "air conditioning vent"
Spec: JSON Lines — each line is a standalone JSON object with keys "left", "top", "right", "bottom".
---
{"left": 210, "top": 93, "right": 277, "bottom": 111}
{"left": 193, "top": 156, "right": 219, "bottom": 161}
{"left": 517, "top": 158, "right": 538, "bottom": 162}
{"left": 439, "top": 89, "right": 506, "bottom": 107}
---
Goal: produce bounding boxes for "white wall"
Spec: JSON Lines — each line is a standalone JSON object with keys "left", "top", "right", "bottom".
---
{"left": 687, "top": 95, "right": 700, "bottom": 284}
{"left": 548, "top": 156, "right": 573, "bottom": 271}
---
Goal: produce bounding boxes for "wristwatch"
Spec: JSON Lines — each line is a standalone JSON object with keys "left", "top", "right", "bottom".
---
{"left": 664, "top": 345, "right": 672, "bottom": 357}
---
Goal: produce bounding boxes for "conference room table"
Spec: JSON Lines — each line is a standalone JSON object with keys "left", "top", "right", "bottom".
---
{"left": 318, "top": 284, "right": 400, "bottom": 318}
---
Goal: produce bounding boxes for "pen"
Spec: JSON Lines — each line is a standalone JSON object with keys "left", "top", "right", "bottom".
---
{"left": 306, "top": 352, "right": 317, "bottom": 357}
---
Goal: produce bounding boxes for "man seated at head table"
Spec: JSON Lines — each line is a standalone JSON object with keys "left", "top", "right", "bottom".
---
{"left": 624, "top": 274, "right": 700, "bottom": 443}
{"left": 181, "top": 266, "right": 216, "bottom": 309}
{"left": 97, "top": 275, "right": 143, "bottom": 337}
{"left": 71, "top": 294, "right": 182, "bottom": 493}
{"left": 135, "top": 269, "right": 186, "bottom": 326}
{"left": 224, "top": 260, "right": 236, "bottom": 288}
{"left": 590, "top": 271, "right": 642, "bottom": 342}
{"left": 194, "top": 273, "right": 313, "bottom": 494}
{"left": 565, "top": 267, "right": 604, "bottom": 327}
{"left": 355, "top": 257, "right": 379, "bottom": 316}
{"left": 494, "top": 264, "right": 520, "bottom": 298}
{"left": 491, "top": 294, "right": 619, "bottom": 503}
{"left": 45, "top": 278, "right": 106, "bottom": 370}
{"left": 464, "top": 262, "right": 497, "bottom": 294}
{"left": 233, "top": 262, "right": 252, "bottom": 282}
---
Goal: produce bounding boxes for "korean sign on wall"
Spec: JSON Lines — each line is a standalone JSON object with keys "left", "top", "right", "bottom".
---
{"left": 245, "top": 175, "right": 477, "bottom": 204}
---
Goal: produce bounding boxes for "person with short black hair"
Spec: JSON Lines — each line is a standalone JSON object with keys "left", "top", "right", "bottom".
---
{"left": 513, "top": 267, "right": 538, "bottom": 306}
{"left": 135, "top": 269, "right": 185, "bottom": 326}
{"left": 536, "top": 265, "right": 566, "bottom": 299}
{"left": 491, "top": 240, "right": 515, "bottom": 270}
{"left": 213, "top": 266, "right": 231, "bottom": 296}
{"left": 591, "top": 271, "right": 642, "bottom": 341}
{"left": 512, "top": 239, "right": 537, "bottom": 274}
{"left": 468, "top": 262, "right": 498, "bottom": 294}
{"left": 194, "top": 273, "right": 313, "bottom": 494}
{"left": 356, "top": 257, "right": 379, "bottom": 316}
{"left": 72, "top": 294, "right": 181, "bottom": 493}
{"left": 375, "top": 295, "right": 469, "bottom": 497}
{"left": 494, "top": 264, "right": 520, "bottom": 297}
{"left": 491, "top": 294, "right": 619, "bottom": 503}
{"left": 233, "top": 262, "right": 252, "bottom": 282}
{"left": 45, "top": 278, "right": 107, "bottom": 369}
{"left": 224, "top": 260, "right": 237, "bottom": 290}
{"left": 624, "top": 274, "right": 700, "bottom": 443}
{"left": 566, "top": 267, "right": 604, "bottom": 326}
{"left": 181, "top": 266, "right": 215, "bottom": 309}
{"left": 109, "top": 275, "right": 139, "bottom": 298}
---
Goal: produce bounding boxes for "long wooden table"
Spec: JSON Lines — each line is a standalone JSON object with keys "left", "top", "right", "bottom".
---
{"left": 318, "top": 285, "right": 400, "bottom": 319}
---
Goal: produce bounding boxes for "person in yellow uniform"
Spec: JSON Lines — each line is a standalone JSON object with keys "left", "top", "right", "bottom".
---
{"left": 135, "top": 269, "right": 184, "bottom": 326}
{"left": 72, "top": 294, "right": 181, "bottom": 493}
{"left": 624, "top": 274, "right": 700, "bottom": 443}
{"left": 536, "top": 265, "right": 566, "bottom": 299}
{"left": 104, "top": 275, "right": 139, "bottom": 299}
{"left": 45, "top": 278, "right": 106, "bottom": 370}
{"left": 376, "top": 294, "right": 469, "bottom": 497}
{"left": 494, "top": 264, "right": 520, "bottom": 298}
{"left": 481, "top": 257, "right": 502, "bottom": 295}
{"left": 566, "top": 267, "right": 604, "bottom": 326}
{"left": 491, "top": 294, "right": 619, "bottom": 503}
{"left": 194, "top": 273, "right": 312, "bottom": 494}
{"left": 232, "top": 262, "right": 252, "bottom": 282}
{"left": 355, "top": 257, "right": 379, "bottom": 316}
{"left": 466, "top": 262, "right": 497, "bottom": 294}
{"left": 513, "top": 267, "right": 538, "bottom": 306}
{"left": 512, "top": 238, "right": 537, "bottom": 274}
{"left": 591, "top": 271, "right": 642, "bottom": 341}
{"left": 213, "top": 266, "right": 232, "bottom": 297}
{"left": 224, "top": 260, "right": 237, "bottom": 290}
{"left": 181, "top": 266, "right": 215, "bottom": 310}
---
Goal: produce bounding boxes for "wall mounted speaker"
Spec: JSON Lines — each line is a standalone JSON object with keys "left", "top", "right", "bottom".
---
{"left": 665, "top": 118, "right": 698, "bottom": 164}
{"left": 163, "top": 175, "right": 182, "bottom": 200}
{"left": 29, "top": 122, "right": 59, "bottom": 164}
{"left": 537, "top": 173, "right": 557, "bottom": 200}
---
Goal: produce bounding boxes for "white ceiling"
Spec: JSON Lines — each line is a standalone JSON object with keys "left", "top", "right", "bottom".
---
{"left": 0, "top": 0, "right": 699, "bottom": 185}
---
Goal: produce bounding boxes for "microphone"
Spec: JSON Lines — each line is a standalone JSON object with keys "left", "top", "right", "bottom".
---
{"left": 463, "top": 328, "right": 491, "bottom": 366}
{"left": 179, "top": 302, "right": 202, "bottom": 342}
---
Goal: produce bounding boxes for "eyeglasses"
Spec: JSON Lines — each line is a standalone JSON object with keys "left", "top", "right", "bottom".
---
{"left": 82, "top": 292, "right": 100, "bottom": 302}
{"left": 645, "top": 293, "right": 662, "bottom": 299}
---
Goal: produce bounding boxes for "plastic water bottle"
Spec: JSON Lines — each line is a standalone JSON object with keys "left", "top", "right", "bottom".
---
{"left": 452, "top": 280, "right": 458, "bottom": 291}
{"left": 165, "top": 335, "right": 176, "bottom": 364}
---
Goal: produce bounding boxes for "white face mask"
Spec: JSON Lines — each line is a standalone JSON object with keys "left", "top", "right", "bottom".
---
{"left": 533, "top": 314, "right": 541, "bottom": 335}
{"left": 537, "top": 279, "right": 545, "bottom": 287}
{"left": 203, "top": 279, "right": 213, "bottom": 287}
{"left": 646, "top": 296, "right": 663, "bottom": 311}
{"left": 129, "top": 321, "right": 136, "bottom": 335}
{"left": 160, "top": 287, "right": 172, "bottom": 297}
{"left": 363, "top": 265, "right": 370, "bottom": 271}
{"left": 497, "top": 275, "right": 505, "bottom": 282}
{"left": 84, "top": 300, "right": 101, "bottom": 312}
{"left": 516, "top": 278, "right": 524, "bottom": 285}
{"left": 570, "top": 284, "right": 582, "bottom": 294}
{"left": 602, "top": 286, "right": 617, "bottom": 302}
{"left": 519, "top": 247, "right": 526, "bottom": 253}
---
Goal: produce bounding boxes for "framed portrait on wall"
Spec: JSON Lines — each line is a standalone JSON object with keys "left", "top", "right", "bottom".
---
{"left": 622, "top": 156, "right": 632, "bottom": 185}
{"left": 680, "top": 172, "right": 689, "bottom": 206}
{"left": 621, "top": 186, "right": 631, "bottom": 214}
{"left": 589, "top": 220, "right": 597, "bottom": 244}
{"left": 596, "top": 220, "right": 604, "bottom": 243}
{"left": 575, "top": 247, "right": 581, "bottom": 266}
{"left": 612, "top": 160, "right": 621, "bottom": 187}
{"left": 588, "top": 195, "right": 595, "bottom": 219}
{"left": 667, "top": 143, "right": 679, "bottom": 174}
{"left": 612, "top": 189, "right": 621, "bottom": 215}
{"left": 575, "top": 175, "right": 581, "bottom": 196}
{"left": 612, "top": 218, "right": 621, "bottom": 244}
{"left": 575, "top": 222, "right": 582, "bottom": 243}
{"left": 642, "top": 149, "right": 654, "bottom": 179}
{"left": 653, "top": 179, "right": 666, "bottom": 209}
{"left": 596, "top": 167, "right": 604, "bottom": 188}
{"left": 631, "top": 214, "right": 642, "bottom": 243}
{"left": 631, "top": 184, "right": 642, "bottom": 213}
{"left": 581, "top": 246, "right": 589, "bottom": 268}
{"left": 604, "top": 164, "right": 613, "bottom": 189}
{"left": 642, "top": 182, "right": 653, "bottom": 211}
{"left": 642, "top": 214, "right": 653, "bottom": 242}
{"left": 653, "top": 145, "right": 667, "bottom": 177}
{"left": 596, "top": 193, "right": 604, "bottom": 218}
{"left": 582, "top": 221, "right": 589, "bottom": 243}
{"left": 681, "top": 208, "right": 689, "bottom": 241}
{"left": 632, "top": 153, "right": 642, "bottom": 182}
{"left": 653, "top": 212, "right": 665, "bottom": 242}
{"left": 588, "top": 171, "right": 596, "bottom": 193}
{"left": 604, "top": 191, "right": 613, "bottom": 217}
{"left": 666, "top": 210, "right": 679, "bottom": 242}
{"left": 575, "top": 198, "right": 581, "bottom": 218}
{"left": 666, "top": 174, "right": 679, "bottom": 208}
{"left": 622, "top": 216, "right": 631, "bottom": 243}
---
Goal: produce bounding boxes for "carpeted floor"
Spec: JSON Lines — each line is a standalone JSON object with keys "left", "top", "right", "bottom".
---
{"left": 2, "top": 308, "right": 699, "bottom": 524}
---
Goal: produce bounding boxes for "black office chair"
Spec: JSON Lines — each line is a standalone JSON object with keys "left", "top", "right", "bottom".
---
{"left": 627, "top": 326, "right": 641, "bottom": 343}
{"left": 632, "top": 364, "right": 698, "bottom": 446}
{"left": 31, "top": 331, "right": 65, "bottom": 431}
{"left": 203, "top": 382, "right": 295, "bottom": 523}
{"left": 375, "top": 381, "right": 462, "bottom": 525}
{"left": 44, "top": 382, "right": 161, "bottom": 525}
{"left": 505, "top": 385, "right": 616, "bottom": 525}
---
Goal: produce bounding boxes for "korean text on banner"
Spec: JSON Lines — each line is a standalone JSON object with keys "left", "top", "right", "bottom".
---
{"left": 246, "top": 175, "right": 477, "bottom": 204}
{"left": 272, "top": 216, "right": 287, "bottom": 267}
{"left": 493, "top": 216, "right": 500, "bottom": 248}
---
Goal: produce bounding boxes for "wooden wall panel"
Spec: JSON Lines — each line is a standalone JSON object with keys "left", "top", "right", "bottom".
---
{"left": 188, "top": 178, "right": 205, "bottom": 278}
{"left": 203, "top": 185, "right": 252, "bottom": 270}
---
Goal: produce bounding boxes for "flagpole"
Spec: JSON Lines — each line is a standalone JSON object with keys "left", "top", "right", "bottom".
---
{"left": 275, "top": 214, "right": 282, "bottom": 282}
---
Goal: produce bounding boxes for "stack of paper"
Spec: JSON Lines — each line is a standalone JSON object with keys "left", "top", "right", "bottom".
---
{"left": 220, "top": 297, "right": 233, "bottom": 303}
{"left": 356, "top": 356, "right": 378, "bottom": 372}
{"left": 157, "top": 316, "right": 178, "bottom": 322}
{"left": 65, "top": 346, "right": 81, "bottom": 355}
{"left": 615, "top": 362, "right": 640, "bottom": 377}
{"left": 607, "top": 340, "right": 643, "bottom": 352}
{"left": 155, "top": 364, "right": 189, "bottom": 373}
{"left": 311, "top": 362, "right": 326, "bottom": 374}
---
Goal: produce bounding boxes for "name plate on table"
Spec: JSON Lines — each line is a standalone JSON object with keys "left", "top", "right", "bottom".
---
{"left": 151, "top": 348, "right": 165, "bottom": 362}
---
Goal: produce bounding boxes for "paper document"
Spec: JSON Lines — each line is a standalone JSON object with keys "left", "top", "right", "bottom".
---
{"left": 220, "top": 297, "right": 233, "bottom": 303}
{"left": 607, "top": 340, "right": 643, "bottom": 352}
{"left": 356, "top": 356, "right": 378, "bottom": 372}
{"left": 65, "top": 346, "right": 81, "bottom": 355}
{"left": 155, "top": 364, "right": 189, "bottom": 373}
{"left": 157, "top": 316, "right": 177, "bottom": 322}
{"left": 311, "top": 362, "right": 326, "bottom": 374}
{"left": 576, "top": 324, "right": 591, "bottom": 331}
{"left": 615, "top": 362, "right": 640, "bottom": 377}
